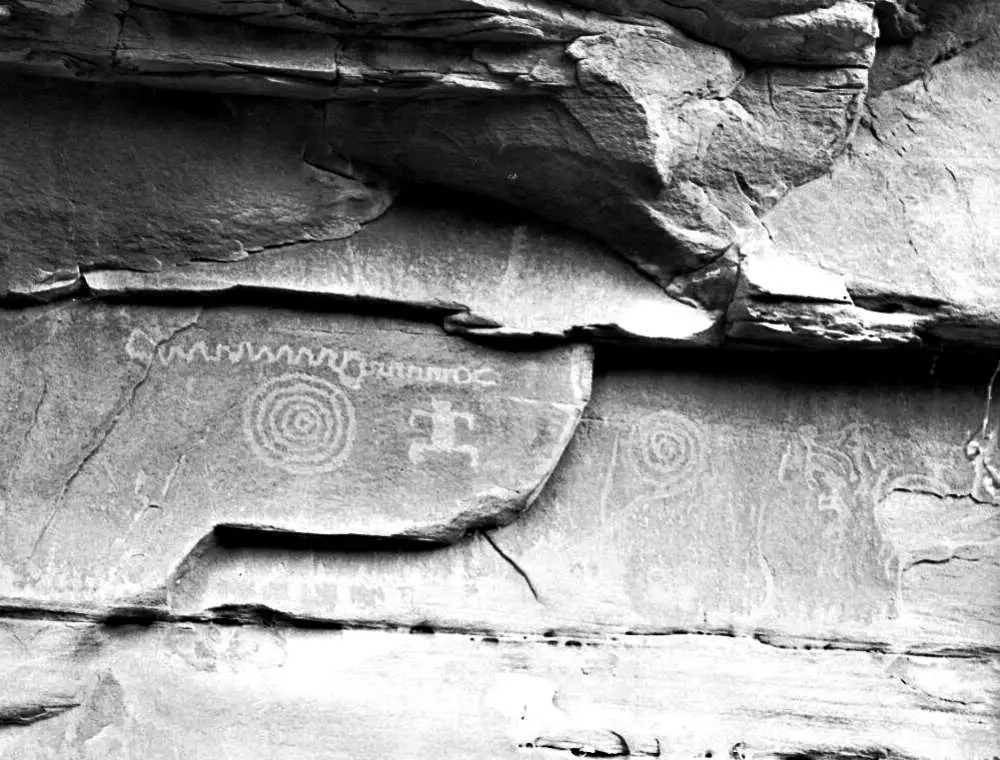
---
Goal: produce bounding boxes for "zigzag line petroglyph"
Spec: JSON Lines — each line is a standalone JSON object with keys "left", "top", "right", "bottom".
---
{"left": 124, "top": 328, "right": 500, "bottom": 390}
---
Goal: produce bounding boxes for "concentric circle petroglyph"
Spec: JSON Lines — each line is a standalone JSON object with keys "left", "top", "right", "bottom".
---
{"left": 243, "top": 373, "right": 356, "bottom": 475}
{"left": 628, "top": 410, "right": 703, "bottom": 491}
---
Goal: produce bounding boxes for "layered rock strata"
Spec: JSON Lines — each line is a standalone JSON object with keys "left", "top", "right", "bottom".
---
{"left": 0, "top": 2, "right": 998, "bottom": 759}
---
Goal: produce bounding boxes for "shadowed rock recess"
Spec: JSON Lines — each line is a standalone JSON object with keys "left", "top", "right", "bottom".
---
{"left": 0, "top": 1, "right": 998, "bottom": 758}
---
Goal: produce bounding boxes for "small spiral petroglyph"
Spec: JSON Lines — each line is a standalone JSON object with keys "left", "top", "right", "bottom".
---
{"left": 243, "top": 373, "right": 356, "bottom": 475}
{"left": 629, "top": 410, "right": 703, "bottom": 491}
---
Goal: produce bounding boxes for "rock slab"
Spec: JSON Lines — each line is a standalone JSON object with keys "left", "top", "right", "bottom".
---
{"left": 168, "top": 353, "right": 1000, "bottom": 653}
{"left": 0, "top": 76, "right": 393, "bottom": 302}
{"left": 0, "top": 622, "right": 995, "bottom": 760}
{"left": 0, "top": 303, "right": 591, "bottom": 608}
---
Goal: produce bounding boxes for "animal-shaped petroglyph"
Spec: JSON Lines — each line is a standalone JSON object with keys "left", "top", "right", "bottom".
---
{"left": 777, "top": 423, "right": 951, "bottom": 612}
{"left": 408, "top": 399, "right": 478, "bottom": 467}
{"left": 778, "top": 423, "right": 948, "bottom": 521}
{"left": 243, "top": 373, "right": 356, "bottom": 475}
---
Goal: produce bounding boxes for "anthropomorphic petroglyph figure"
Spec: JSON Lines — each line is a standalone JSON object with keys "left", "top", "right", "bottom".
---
{"left": 408, "top": 399, "right": 478, "bottom": 467}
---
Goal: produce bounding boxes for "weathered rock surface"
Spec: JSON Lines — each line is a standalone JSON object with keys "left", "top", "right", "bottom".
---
{"left": 84, "top": 197, "right": 719, "bottom": 345}
{"left": 738, "top": 23, "right": 1000, "bottom": 349}
{"left": 0, "top": 69, "right": 869, "bottom": 346}
{"left": 0, "top": 0, "right": 877, "bottom": 67}
{"left": 870, "top": 0, "right": 1000, "bottom": 96}
{"left": 322, "top": 54, "right": 865, "bottom": 292}
{"left": 1, "top": 2, "right": 998, "bottom": 758}
{"left": 3, "top": 2, "right": 999, "bottom": 352}
{"left": 0, "top": 302, "right": 591, "bottom": 608}
{"left": 0, "top": 621, "right": 996, "bottom": 760}
{"left": 489, "top": 354, "right": 1000, "bottom": 650}
{"left": 0, "top": 2, "right": 869, "bottom": 298}
{"left": 874, "top": 0, "right": 930, "bottom": 45}
{"left": 162, "top": 353, "right": 1000, "bottom": 653}
{"left": 0, "top": 76, "right": 394, "bottom": 303}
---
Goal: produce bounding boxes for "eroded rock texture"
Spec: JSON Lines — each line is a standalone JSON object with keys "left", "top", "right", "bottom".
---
{"left": 0, "top": 0, "right": 871, "bottom": 302}
{"left": 1, "top": 623, "right": 996, "bottom": 760}
{"left": 1, "top": 1, "right": 999, "bottom": 758}
{"left": 744, "top": 18, "right": 1000, "bottom": 349}
{"left": 0, "top": 77, "right": 394, "bottom": 302}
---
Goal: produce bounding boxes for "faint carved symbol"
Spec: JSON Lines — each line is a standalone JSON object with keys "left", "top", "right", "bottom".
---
{"left": 125, "top": 327, "right": 157, "bottom": 364}
{"left": 628, "top": 410, "right": 703, "bottom": 493}
{"left": 776, "top": 422, "right": 951, "bottom": 606}
{"left": 408, "top": 399, "right": 478, "bottom": 467}
{"left": 243, "top": 373, "right": 356, "bottom": 475}
{"left": 569, "top": 347, "right": 592, "bottom": 402}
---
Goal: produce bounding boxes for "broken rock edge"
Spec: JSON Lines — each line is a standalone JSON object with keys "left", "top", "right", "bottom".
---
{"left": 0, "top": 596, "right": 997, "bottom": 661}
{"left": 0, "top": 2, "right": 870, "bottom": 314}
{"left": 4, "top": 5, "right": 990, "bottom": 347}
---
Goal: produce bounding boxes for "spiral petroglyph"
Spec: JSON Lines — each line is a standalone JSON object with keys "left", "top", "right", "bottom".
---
{"left": 628, "top": 410, "right": 703, "bottom": 491}
{"left": 243, "top": 373, "right": 356, "bottom": 475}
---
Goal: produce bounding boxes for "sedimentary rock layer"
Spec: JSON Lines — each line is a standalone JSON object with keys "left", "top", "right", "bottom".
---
{"left": 84, "top": 198, "right": 720, "bottom": 345}
{"left": 9, "top": 350, "right": 992, "bottom": 656}
{"left": 0, "top": 0, "right": 877, "bottom": 67}
{"left": 0, "top": 302, "right": 591, "bottom": 609}
{"left": 0, "top": 621, "right": 995, "bottom": 760}
{"left": 0, "top": 76, "right": 394, "bottom": 302}
{"left": 0, "top": 4, "right": 997, "bottom": 759}
{"left": 0, "top": 0, "right": 869, "bottom": 299}
{"left": 3, "top": 27, "right": 999, "bottom": 349}
{"left": 750, "top": 24, "right": 1000, "bottom": 349}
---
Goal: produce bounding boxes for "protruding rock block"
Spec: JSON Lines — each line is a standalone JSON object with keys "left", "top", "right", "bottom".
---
{"left": 753, "top": 26, "right": 1000, "bottom": 349}
{"left": 0, "top": 76, "right": 394, "bottom": 302}
{"left": 324, "top": 40, "right": 866, "bottom": 292}
{"left": 84, "top": 199, "right": 720, "bottom": 345}
{"left": 579, "top": 0, "right": 878, "bottom": 65}
{"left": 0, "top": 303, "right": 592, "bottom": 608}
{"left": 0, "top": 5, "right": 868, "bottom": 301}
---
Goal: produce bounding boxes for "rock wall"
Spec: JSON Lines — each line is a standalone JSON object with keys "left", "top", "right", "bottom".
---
{"left": 0, "top": 1, "right": 998, "bottom": 758}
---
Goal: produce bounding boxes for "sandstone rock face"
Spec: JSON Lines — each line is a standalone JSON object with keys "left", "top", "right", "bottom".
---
{"left": 0, "top": 303, "right": 591, "bottom": 608}
{"left": 0, "top": 0, "right": 877, "bottom": 66}
{"left": 1, "top": 623, "right": 996, "bottom": 760}
{"left": 84, "top": 198, "right": 719, "bottom": 344}
{"left": 324, "top": 57, "right": 865, "bottom": 291}
{"left": 749, "top": 22, "right": 1000, "bottom": 348}
{"left": 0, "top": 1, "right": 869, "bottom": 297}
{"left": 164, "top": 354, "right": 1000, "bottom": 652}
{"left": 1, "top": 1, "right": 999, "bottom": 758}
{"left": 0, "top": 76, "right": 393, "bottom": 302}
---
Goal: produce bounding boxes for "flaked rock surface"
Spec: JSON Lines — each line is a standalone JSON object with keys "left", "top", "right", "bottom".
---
{"left": 0, "top": 0, "right": 877, "bottom": 66}
{"left": 747, "top": 24, "right": 1000, "bottom": 349}
{"left": 0, "top": 2, "right": 869, "bottom": 299}
{"left": 1, "top": 623, "right": 995, "bottom": 760}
